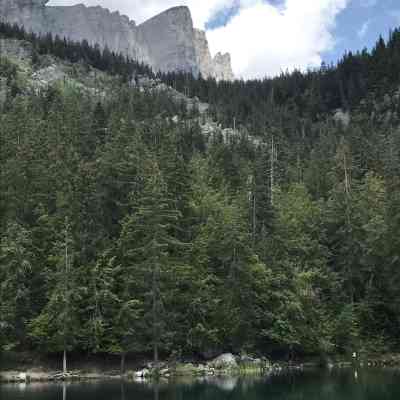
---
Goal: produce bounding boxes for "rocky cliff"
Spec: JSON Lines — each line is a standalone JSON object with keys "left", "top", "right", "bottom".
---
{"left": 138, "top": 6, "right": 198, "bottom": 76}
{"left": 194, "top": 29, "right": 214, "bottom": 78}
{"left": 0, "top": 0, "right": 234, "bottom": 80}
{"left": 212, "top": 52, "right": 234, "bottom": 81}
{"left": 193, "top": 29, "right": 234, "bottom": 80}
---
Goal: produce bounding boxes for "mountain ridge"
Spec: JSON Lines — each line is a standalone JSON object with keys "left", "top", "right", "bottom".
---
{"left": 0, "top": 0, "right": 234, "bottom": 80}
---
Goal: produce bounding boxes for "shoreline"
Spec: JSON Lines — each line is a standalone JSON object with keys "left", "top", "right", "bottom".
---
{"left": 0, "top": 370, "right": 123, "bottom": 384}
{"left": 2, "top": 353, "right": 400, "bottom": 385}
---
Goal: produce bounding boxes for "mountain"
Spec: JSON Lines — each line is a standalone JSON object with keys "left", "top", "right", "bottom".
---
{"left": 0, "top": 0, "right": 234, "bottom": 80}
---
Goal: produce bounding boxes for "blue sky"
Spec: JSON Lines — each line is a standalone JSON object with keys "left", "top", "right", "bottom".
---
{"left": 324, "top": 0, "right": 400, "bottom": 64}
{"left": 49, "top": 0, "right": 400, "bottom": 79}
{"left": 207, "top": 0, "right": 400, "bottom": 66}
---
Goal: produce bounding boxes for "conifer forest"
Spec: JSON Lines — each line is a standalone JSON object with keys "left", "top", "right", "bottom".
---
{"left": 2, "top": 21, "right": 400, "bottom": 367}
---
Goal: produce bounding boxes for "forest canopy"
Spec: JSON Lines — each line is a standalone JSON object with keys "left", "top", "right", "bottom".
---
{"left": 1, "top": 21, "right": 400, "bottom": 366}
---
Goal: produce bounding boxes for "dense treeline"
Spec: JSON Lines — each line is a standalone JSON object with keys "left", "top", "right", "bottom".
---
{"left": 0, "top": 21, "right": 153, "bottom": 80}
{"left": 162, "top": 29, "right": 400, "bottom": 132}
{"left": 2, "top": 21, "right": 400, "bottom": 371}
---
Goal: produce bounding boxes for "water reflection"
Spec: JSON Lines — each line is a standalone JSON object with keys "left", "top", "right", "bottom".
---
{"left": 120, "top": 382, "right": 125, "bottom": 400}
{"left": 2, "top": 369, "right": 400, "bottom": 400}
{"left": 153, "top": 383, "right": 159, "bottom": 400}
{"left": 204, "top": 376, "right": 239, "bottom": 391}
{"left": 62, "top": 383, "right": 67, "bottom": 400}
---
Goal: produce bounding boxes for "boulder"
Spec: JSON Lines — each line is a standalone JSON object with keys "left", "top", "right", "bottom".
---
{"left": 333, "top": 109, "right": 351, "bottom": 128}
{"left": 208, "top": 353, "right": 238, "bottom": 370}
{"left": 18, "top": 372, "right": 28, "bottom": 382}
{"left": 159, "top": 368, "right": 169, "bottom": 376}
{"left": 135, "top": 368, "right": 149, "bottom": 378}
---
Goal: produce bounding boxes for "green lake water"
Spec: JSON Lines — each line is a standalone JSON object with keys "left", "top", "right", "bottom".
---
{"left": 1, "top": 368, "right": 400, "bottom": 400}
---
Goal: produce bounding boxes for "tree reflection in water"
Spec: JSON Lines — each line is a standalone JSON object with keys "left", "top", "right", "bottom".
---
{"left": 62, "top": 383, "right": 67, "bottom": 400}
{"left": 153, "top": 382, "right": 159, "bottom": 400}
{"left": 120, "top": 382, "right": 125, "bottom": 400}
{"left": 2, "top": 369, "right": 400, "bottom": 400}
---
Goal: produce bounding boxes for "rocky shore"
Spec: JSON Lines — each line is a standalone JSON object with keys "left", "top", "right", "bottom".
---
{"left": 0, "top": 353, "right": 272, "bottom": 384}
{"left": 0, "top": 370, "right": 121, "bottom": 384}
{"left": 129, "top": 353, "right": 272, "bottom": 381}
{"left": 2, "top": 353, "right": 400, "bottom": 384}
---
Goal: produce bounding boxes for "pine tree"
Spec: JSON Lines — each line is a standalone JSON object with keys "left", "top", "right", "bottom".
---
{"left": 0, "top": 223, "right": 34, "bottom": 350}
{"left": 29, "top": 218, "right": 80, "bottom": 374}
{"left": 118, "top": 160, "right": 185, "bottom": 367}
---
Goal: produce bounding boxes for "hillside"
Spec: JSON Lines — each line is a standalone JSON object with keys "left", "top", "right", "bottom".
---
{"left": 1, "top": 21, "right": 400, "bottom": 371}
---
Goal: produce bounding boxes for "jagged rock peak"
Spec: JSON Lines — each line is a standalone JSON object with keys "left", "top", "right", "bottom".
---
{"left": 142, "top": 5, "right": 192, "bottom": 22}
{"left": 137, "top": 5, "right": 198, "bottom": 75}
{"left": 1, "top": 0, "right": 48, "bottom": 5}
{"left": 0, "top": 0, "right": 47, "bottom": 9}
{"left": 194, "top": 28, "right": 214, "bottom": 79}
{"left": 0, "top": 1, "right": 234, "bottom": 80}
{"left": 213, "top": 52, "right": 235, "bottom": 81}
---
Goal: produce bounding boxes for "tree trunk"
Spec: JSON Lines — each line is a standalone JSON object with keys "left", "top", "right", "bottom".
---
{"left": 252, "top": 192, "right": 256, "bottom": 246}
{"left": 120, "top": 352, "right": 126, "bottom": 375}
{"left": 63, "top": 349, "right": 67, "bottom": 374}
{"left": 154, "top": 341, "right": 159, "bottom": 367}
{"left": 153, "top": 260, "right": 159, "bottom": 369}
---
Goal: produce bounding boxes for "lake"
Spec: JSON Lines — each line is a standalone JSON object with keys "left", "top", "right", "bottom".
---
{"left": 1, "top": 368, "right": 400, "bottom": 400}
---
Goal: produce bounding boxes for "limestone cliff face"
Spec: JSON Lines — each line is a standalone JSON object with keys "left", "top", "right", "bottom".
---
{"left": 212, "top": 52, "right": 235, "bottom": 81}
{"left": 193, "top": 29, "right": 234, "bottom": 81}
{"left": 0, "top": 0, "right": 48, "bottom": 33}
{"left": 137, "top": 6, "right": 198, "bottom": 75}
{"left": 0, "top": 0, "right": 149, "bottom": 64}
{"left": 46, "top": 5, "right": 143, "bottom": 60}
{"left": 0, "top": 0, "right": 234, "bottom": 80}
{"left": 193, "top": 28, "right": 214, "bottom": 78}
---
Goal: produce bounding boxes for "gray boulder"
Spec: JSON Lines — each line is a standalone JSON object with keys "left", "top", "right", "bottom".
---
{"left": 209, "top": 353, "right": 238, "bottom": 369}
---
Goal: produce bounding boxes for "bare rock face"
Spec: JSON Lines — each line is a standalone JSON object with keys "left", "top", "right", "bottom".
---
{"left": 138, "top": 6, "right": 198, "bottom": 75}
{"left": 194, "top": 28, "right": 214, "bottom": 78}
{"left": 213, "top": 52, "right": 235, "bottom": 81}
{"left": 1, "top": 0, "right": 148, "bottom": 63}
{"left": 0, "top": 0, "right": 47, "bottom": 11}
{"left": 0, "top": 1, "right": 234, "bottom": 80}
{"left": 193, "top": 29, "right": 235, "bottom": 81}
{"left": 0, "top": 1, "right": 46, "bottom": 33}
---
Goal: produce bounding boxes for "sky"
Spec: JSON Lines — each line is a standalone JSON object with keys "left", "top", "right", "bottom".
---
{"left": 48, "top": 0, "right": 400, "bottom": 79}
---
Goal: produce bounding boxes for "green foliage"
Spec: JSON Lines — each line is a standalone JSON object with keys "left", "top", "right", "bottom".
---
{"left": 2, "top": 20, "right": 400, "bottom": 362}
{"left": 0, "top": 223, "right": 34, "bottom": 350}
{"left": 29, "top": 219, "right": 81, "bottom": 354}
{"left": 0, "top": 57, "right": 17, "bottom": 79}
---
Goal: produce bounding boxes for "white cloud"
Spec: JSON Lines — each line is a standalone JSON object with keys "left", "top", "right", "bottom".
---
{"left": 48, "top": 0, "right": 349, "bottom": 79}
{"left": 208, "top": 0, "right": 349, "bottom": 79}
{"left": 357, "top": 20, "right": 370, "bottom": 39}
